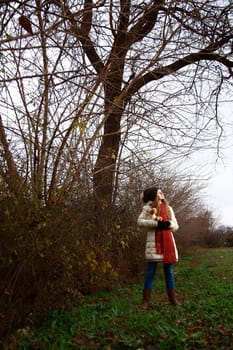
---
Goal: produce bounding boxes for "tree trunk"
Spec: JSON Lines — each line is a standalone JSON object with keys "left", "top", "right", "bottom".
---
{"left": 0, "top": 115, "right": 23, "bottom": 196}
{"left": 93, "top": 111, "right": 121, "bottom": 205}
{"left": 93, "top": 56, "right": 125, "bottom": 205}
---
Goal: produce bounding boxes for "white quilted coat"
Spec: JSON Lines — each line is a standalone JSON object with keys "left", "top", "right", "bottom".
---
{"left": 137, "top": 201, "right": 179, "bottom": 262}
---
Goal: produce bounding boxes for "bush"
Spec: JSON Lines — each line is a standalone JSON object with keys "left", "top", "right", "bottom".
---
{"left": 225, "top": 232, "right": 233, "bottom": 247}
{"left": 0, "top": 195, "right": 144, "bottom": 336}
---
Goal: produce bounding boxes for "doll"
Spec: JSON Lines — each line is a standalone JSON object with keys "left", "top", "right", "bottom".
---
{"left": 150, "top": 206, "right": 163, "bottom": 221}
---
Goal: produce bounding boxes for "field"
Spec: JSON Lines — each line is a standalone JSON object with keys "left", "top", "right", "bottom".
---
{"left": 6, "top": 248, "right": 233, "bottom": 349}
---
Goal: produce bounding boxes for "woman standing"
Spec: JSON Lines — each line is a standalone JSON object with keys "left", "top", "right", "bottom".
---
{"left": 137, "top": 187, "right": 181, "bottom": 309}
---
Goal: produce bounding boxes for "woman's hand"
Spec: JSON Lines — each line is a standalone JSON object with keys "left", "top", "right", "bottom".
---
{"left": 157, "top": 221, "right": 171, "bottom": 230}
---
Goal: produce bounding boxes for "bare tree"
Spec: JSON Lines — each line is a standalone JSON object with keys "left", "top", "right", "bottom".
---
{"left": 0, "top": 0, "right": 232, "bottom": 207}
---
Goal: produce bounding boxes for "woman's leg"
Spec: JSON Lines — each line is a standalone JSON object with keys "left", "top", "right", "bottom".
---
{"left": 142, "top": 262, "right": 158, "bottom": 309}
{"left": 164, "top": 263, "right": 181, "bottom": 305}
{"left": 144, "top": 261, "right": 158, "bottom": 290}
{"left": 163, "top": 263, "right": 175, "bottom": 289}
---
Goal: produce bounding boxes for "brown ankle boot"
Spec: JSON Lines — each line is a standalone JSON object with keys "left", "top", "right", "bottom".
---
{"left": 167, "top": 288, "right": 181, "bottom": 306}
{"left": 142, "top": 289, "right": 151, "bottom": 310}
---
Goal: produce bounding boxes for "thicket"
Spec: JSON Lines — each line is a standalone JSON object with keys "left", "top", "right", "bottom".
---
{"left": 0, "top": 188, "right": 143, "bottom": 336}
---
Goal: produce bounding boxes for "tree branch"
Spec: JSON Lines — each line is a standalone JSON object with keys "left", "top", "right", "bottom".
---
{"left": 46, "top": 0, "right": 104, "bottom": 75}
{"left": 125, "top": 36, "right": 233, "bottom": 97}
{"left": 126, "top": 0, "right": 165, "bottom": 45}
{"left": 80, "top": 0, "right": 92, "bottom": 37}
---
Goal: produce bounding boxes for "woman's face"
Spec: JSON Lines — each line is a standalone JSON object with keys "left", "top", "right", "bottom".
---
{"left": 157, "top": 189, "right": 165, "bottom": 201}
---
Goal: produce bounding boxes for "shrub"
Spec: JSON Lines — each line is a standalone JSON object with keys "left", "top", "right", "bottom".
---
{"left": 0, "top": 195, "right": 144, "bottom": 336}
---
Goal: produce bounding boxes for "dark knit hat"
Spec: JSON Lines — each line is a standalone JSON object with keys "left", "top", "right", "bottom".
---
{"left": 142, "top": 187, "right": 158, "bottom": 203}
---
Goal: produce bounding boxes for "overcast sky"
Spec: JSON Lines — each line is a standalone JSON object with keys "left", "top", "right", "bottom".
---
{"left": 189, "top": 96, "right": 233, "bottom": 227}
{"left": 204, "top": 144, "right": 233, "bottom": 227}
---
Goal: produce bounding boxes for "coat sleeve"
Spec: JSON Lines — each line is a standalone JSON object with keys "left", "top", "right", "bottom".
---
{"left": 169, "top": 206, "right": 179, "bottom": 232}
{"left": 137, "top": 205, "right": 158, "bottom": 229}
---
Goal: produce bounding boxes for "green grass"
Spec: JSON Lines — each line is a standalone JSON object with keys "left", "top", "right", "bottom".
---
{"left": 12, "top": 248, "right": 233, "bottom": 349}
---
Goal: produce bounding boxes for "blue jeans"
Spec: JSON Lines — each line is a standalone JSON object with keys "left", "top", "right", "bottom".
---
{"left": 143, "top": 261, "right": 175, "bottom": 290}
